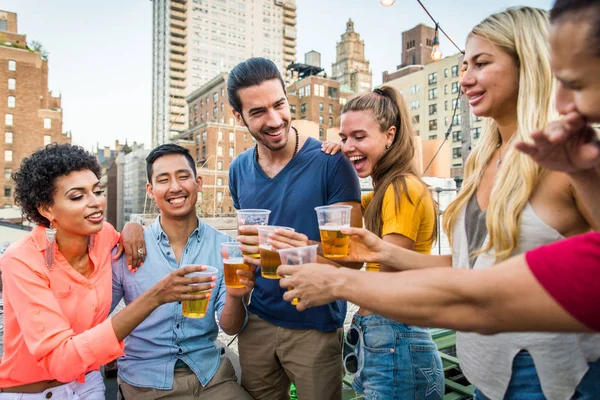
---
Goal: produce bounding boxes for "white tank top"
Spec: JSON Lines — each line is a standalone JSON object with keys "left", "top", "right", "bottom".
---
{"left": 452, "top": 203, "right": 600, "bottom": 399}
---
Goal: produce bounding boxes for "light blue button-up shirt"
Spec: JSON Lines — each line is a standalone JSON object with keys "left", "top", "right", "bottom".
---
{"left": 111, "top": 216, "right": 246, "bottom": 389}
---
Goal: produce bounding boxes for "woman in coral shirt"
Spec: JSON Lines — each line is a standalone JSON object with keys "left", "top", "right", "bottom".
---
{"left": 0, "top": 144, "right": 214, "bottom": 399}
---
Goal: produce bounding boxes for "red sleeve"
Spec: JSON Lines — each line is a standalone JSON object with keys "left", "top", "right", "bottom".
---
{"left": 525, "top": 232, "right": 600, "bottom": 331}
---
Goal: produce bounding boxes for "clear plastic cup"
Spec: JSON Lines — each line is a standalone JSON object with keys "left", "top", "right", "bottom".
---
{"left": 235, "top": 209, "right": 271, "bottom": 259}
{"left": 182, "top": 266, "right": 218, "bottom": 318}
{"left": 220, "top": 242, "right": 252, "bottom": 288}
{"left": 314, "top": 205, "right": 352, "bottom": 258}
{"left": 277, "top": 245, "right": 319, "bottom": 305}
{"left": 257, "top": 226, "right": 295, "bottom": 279}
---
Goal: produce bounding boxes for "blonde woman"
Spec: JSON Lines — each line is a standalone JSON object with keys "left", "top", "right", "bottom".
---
{"left": 271, "top": 86, "right": 444, "bottom": 399}
{"left": 307, "top": 6, "right": 600, "bottom": 400}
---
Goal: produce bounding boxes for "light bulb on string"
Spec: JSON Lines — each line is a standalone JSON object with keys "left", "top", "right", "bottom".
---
{"left": 380, "top": 0, "right": 396, "bottom": 6}
{"left": 431, "top": 25, "right": 443, "bottom": 61}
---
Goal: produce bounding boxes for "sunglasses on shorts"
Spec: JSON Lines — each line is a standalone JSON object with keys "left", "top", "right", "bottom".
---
{"left": 343, "top": 324, "right": 364, "bottom": 377}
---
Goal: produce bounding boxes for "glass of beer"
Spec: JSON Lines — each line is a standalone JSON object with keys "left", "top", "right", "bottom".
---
{"left": 236, "top": 209, "right": 271, "bottom": 259}
{"left": 277, "top": 245, "right": 318, "bottom": 305}
{"left": 365, "top": 262, "right": 380, "bottom": 272}
{"left": 314, "top": 205, "right": 352, "bottom": 258}
{"left": 221, "top": 242, "right": 253, "bottom": 288}
{"left": 257, "top": 226, "right": 295, "bottom": 279}
{"left": 182, "top": 266, "right": 217, "bottom": 318}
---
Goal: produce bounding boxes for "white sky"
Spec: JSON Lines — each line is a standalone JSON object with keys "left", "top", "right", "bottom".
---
{"left": 2, "top": 0, "right": 551, "bottom": 151}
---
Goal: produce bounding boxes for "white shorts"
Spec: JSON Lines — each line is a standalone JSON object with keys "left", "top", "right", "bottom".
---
{"left": 0, "top": 371, "right": 105, "bottom": 400}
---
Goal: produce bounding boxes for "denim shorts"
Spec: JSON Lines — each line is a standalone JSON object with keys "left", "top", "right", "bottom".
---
{"left": 350, "top": 314, "right": 444, "bottom": 400}
{"left": 474, "top": 350, "right": 600, "bottom": 400}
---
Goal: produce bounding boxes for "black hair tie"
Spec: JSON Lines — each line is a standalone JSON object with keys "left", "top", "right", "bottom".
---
{"left": 373, "top": 88, "right": 385, "bottom": 96}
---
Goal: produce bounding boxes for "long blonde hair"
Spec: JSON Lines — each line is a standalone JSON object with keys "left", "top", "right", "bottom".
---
{"left": 342, "top": 86, "right": 437, "bottom": 241}
{"left": 442, "top": 7, "right": 557, "bottom": 261}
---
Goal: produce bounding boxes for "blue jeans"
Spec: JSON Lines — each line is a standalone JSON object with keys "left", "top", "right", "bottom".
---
{"left": 350, "top": 314, "right": 444, "bottom": 400}
{"left": 474, "top": 351, "right": 600, "bottom": 400}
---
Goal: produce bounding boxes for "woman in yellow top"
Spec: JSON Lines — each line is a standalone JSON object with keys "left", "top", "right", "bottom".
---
{"left": 273, "top": 86, "right": 443, "bottom": 399}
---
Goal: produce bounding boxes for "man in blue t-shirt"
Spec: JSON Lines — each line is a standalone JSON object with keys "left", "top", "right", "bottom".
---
{"left": 227, "top": 58, "right": 362, "bottom": 400}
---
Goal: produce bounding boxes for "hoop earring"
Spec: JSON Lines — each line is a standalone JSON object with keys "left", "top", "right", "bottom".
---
{"left": 45, "top": 222, "right": 57, "bottom": 270}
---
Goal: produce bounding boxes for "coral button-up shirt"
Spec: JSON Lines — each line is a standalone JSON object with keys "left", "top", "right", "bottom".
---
{"left": 0, "top": 222, "right": 125, "bottom": 387}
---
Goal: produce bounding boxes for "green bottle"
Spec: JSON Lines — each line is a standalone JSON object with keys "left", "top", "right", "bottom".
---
{"left": 290, "top": 383, "right": 298, "bottom": 399}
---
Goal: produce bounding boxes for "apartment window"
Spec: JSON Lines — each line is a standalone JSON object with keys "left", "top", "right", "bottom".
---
{"left": 319, "top": 103, "right": 324, "bottom": 112}
{"left": 472, "top": 127, "right": 481, "bottom": 139}
{"left": 7, "top": 96, "right": 15, "bottom": 109}
{"left": 411, "top": 85, "right": 420, "bottom": 95}
{"left": 453, "top": 148, "right": 462, "bottom": 159}
{"left": 193, "top": 104, "right": 198, "bottom": 113}
{"left": 213, "top": 92, "right": 218, "bottom": 103}
{"left": 452, "top": 98, "right": 461, "bottom": 109}
{"left": 305, "top": 85, "right": 311, "bottom": 96}
{"left": 329, "top": 117, "right": 333, "bottom": 126}
{"left": 413, "top": 115, "right": 420, "bottom": 124}
{"left": 202, "top": 131, "right": 207, "bottom": 142}
{"left": 299, "top": 87, "right": 305, "bottom": 98}
{"left": 328, "top": 104, "right": 333, "bottom": 113}
{"left": 228, "top": 131, "right": 234, "bottom": 142}
{"left": 429, "top": 135, "right": 437, "bottom": 140}
{"left": 319, "top": 128, "right": 324, "bottom": 138}
{"left": 452, "top": 65, "right": 459, "bottom": 77}
{"left": 452, "top": 131, "right": 462, "bottom": 142}
{"left": 445, "top": 101, "right": 448, "bottom": 111}
{"left": 445, "top": 117, "right": 449, "bottom": 127}
{"left": 4, "top": 150, "right": 12, "bottom": 162}
{"left": 428, "top": 104, "right": 437, "bottom": 116}
{"left": 8, "top": 60, "right": 16, "bottom": 72}
{"left": 5, "top": 114, "right": 13, "bottom": 126}
{"left": 44, "top": 117, "right": 51, "bottom": 129}
{"left": 428, "top": 72, "right": 437, "bottom": 85}
{"left": 300, "top": 103, "right": 306, "bottom": 113}
{"left": 221, "top": 88, "right": 225, "bottom": 97}
{"left": 290, "top": 104, "right": 296, "bottom": 113}
{"left": 5, "top": 132, "right": 12, "bottom": 144}
{"left": 444, "top": 85, "right": 448, "bottom": 95}
{"left": 217, "top": 178, "right": 223, "bottom": 186}
{"left": 221, "top": 103, "right": 224, "bottom": 111}
{"left": 217, "top": 192, "right": 223, "bottom": 202}
{"left": 229, "top": 147, "right": 234, "bottom": 157}
{"left": 428, "top": 119, "right": 438, "bottom": 131}
{"left": 8, "top": 78, "right": 15, "bottom": 90}
{"left": 4, "top": 168, "right": 11, "bottom": 179}
{"left": 319, "top": 115, "right": 324, "bottom": 124}
{"left": 452, "top": 81, "right": 460, "bottom": 93}
{"left": 339, "top": 97, "right": 346, "bottom": 105}
{"left": 217, "top": 146, "right": 223, "bottom": 156}
{"left": 213, "top": 106, "right": 218, "bottom": 119}
{"left": 473, "top": 113, "right": 483, "bottom": 122}
{"left": 314, "top": 84, "right": 325, "bottom": 97}
{"left": 428, "top": 88, "right": 437, "bottom": 100}
{"left": 328, "top": 87, "right": 338, "bottom": 99}
{"left": 453, "top": 115, "right": 462, "bottom": 126}
{"left": 411, "top": 100, "right": 420, "bottom": 110}
{"left": 217, "top": 161, "right": 223, "bottom": 170}
{"left": 217, "top": 130, "right": 223, "bottom": 142}
{"left": 444, "top": 68, "right": 449, "bottom": 78}
{"left": 4, "top": 186, "right": 11, "bottom": 198}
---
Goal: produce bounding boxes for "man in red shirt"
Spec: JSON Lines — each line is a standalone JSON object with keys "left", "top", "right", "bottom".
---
{"left": 277, "top": 0, "right": 600, "bottom": 334}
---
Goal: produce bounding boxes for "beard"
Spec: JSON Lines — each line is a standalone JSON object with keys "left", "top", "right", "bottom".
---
{"left": 248, "top": 121, "right": 291, "bottom": 152}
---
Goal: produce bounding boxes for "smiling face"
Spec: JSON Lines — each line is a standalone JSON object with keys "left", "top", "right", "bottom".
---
{"left": 147, "top": 154, "right": 202, "bottom": 221}
{"left": 460, "top": 35, "right": 520, "bottom": 123}
{"left": 339, "top": 110, "right": 395, "bottom": 178}
{"left": 39, "top": 169, "right": 106, "bottom": 236}
{"left": 551, "top": 19, "right": 600, "bottom": 123}
{"left": 232, "top": 78, "right": 291, "bottom": 152}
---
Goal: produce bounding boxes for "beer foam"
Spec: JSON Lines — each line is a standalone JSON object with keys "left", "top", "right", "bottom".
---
{"left": 224, "top": 257, "right": 245, "bottom": 264}
{"left": 319, "top": 225, "right": 350, "bottom": 231}
{"left": 259, "top": 244, "right": 272, "bottom": 250}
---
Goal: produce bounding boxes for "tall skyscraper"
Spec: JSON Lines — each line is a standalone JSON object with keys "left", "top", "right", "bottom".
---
{"left": 331, "top": 19, "right": 372, "bottom": 94}
{"left": 0, "top": 10, "right": 71, "bottom": 208}
{"left": 151, "top": 0, "right": 297, "bottom": 147}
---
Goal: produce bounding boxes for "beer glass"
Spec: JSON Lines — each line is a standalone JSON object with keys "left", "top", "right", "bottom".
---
{"left": 221, "top": 242, "right": 252, "bottom": 288}
{"left": 257, "top": 226, "right": 295, "bottom": 279}
{"left": 182, "top": 266, "right": 217, "bottom": 318}
{"left": 277, "top": 245, "right": 318, "bottom": 305}
{"left": 314, "top": 205, "right": 352, "bottom": 258}
{"left": 236, "top": 209, "right": 271, "bottom": 259}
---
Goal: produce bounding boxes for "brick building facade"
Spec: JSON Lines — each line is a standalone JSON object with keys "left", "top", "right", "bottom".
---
{"left": 0, "top": 10, "right": 71, "bottom": 207}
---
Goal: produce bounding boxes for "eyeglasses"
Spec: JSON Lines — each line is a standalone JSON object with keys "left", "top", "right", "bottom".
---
{"left": 343, "top": 324, "right": 364, "bottom": 377}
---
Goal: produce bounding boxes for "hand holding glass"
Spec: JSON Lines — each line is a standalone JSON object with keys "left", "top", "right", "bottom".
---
{"left": 221, "top": 242, "right": 253, "bottom": 288}
{"left": 257, "top": 226, "right": 295, "bottom": 279}
{"left": 315, "top": 205, "right": 352, "bottom": 258}
{"left": 277, "top": 245, "right": 318, "bottom": 305}
{"left": 182, "top": 266, "right": 218, "bottom": 318}
{"left": 236, "top": 209, "right": 271, "bottom": 258}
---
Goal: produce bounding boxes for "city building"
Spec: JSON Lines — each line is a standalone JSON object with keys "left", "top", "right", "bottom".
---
{"left": 123, "top": 144, "right": 150, "bottom": 225}
{"left": 0, "top": 10, "right": 71, "bottom": 207}
{"left": 151, "top": 0, "right": 297, "bottom": 147}
{"left": 96, "top": 141, "right": 131, "bottom": 230}
{"left": 331, "top": 19, "right": 372, "bottom": 94}
{"left": 287, "top": 58, "right": 354, "bottom": 140}
{"left": 382, "top": 24, "right": 436, "bottom": 82}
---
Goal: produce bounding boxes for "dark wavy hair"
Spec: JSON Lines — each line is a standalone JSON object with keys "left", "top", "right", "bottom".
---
{"left": 12, "top": 143, "right": 101, "bottom": 227}
{"left": 227, "top": 57, "right": 285, "bottom": 114}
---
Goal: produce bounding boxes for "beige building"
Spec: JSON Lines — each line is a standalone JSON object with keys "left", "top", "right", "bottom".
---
{"left": 332, "top": 19, "right": 372, "bottom": 94}
{"left": 0, "top": 10, "right": 71, "bottom": 207}
{"left": 384, "top": 52, "right": 484, "bottom": 177}
{"left": 152, "top": 0, "right": 297, "bottom": 146}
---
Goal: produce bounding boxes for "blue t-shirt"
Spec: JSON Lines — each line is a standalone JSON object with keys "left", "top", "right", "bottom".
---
{"left": 229, "top": 137, "right": 361, "bottom": 331}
